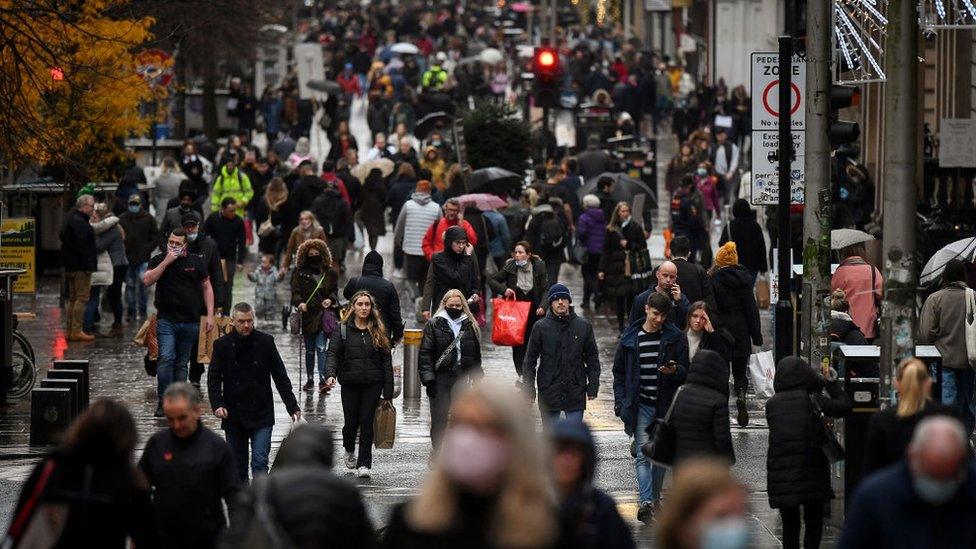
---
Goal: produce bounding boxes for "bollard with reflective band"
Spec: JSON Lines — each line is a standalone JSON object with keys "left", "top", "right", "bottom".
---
{"left": 402, "top": 329, "right": 423, "bottom": 399}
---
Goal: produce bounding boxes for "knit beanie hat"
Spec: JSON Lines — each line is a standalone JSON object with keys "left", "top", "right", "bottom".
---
{"left": 714, "top": 241, "right": 739, "bottom": 268}
{"left": 547, "top": 283, "right": 572, "bottom": 304}
{"left": 416, "top": 179, "right": 432, "bottom": 193}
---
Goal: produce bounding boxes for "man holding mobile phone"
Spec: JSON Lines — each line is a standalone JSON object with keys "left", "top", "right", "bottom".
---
{"left": 629, "top": 260, "right": 690, "bottom": 329}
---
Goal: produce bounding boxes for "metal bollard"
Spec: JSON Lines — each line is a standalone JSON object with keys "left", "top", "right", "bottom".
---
{"left": 402, "top": 329, "right": 422, "bottom": 399}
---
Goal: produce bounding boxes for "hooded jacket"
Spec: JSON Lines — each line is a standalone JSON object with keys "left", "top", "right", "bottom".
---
{"left": 613, "top": 319, "right": 689, "bottom": 435}
{"left": 395, "top": 192, "right": 441, "bottom": 256}
{"left": 311, "top": 187, "right": 354, "bottom": 240}
{"left": 830, "top": 310, "right": 868, "bottom": 345}
{"left": 576, "top": 207, "right": 607, "bottom": 255}
{"left": 209, "top": 165, "right": 253, "bottom": 214}
{"left": 422, "top": 226, "right": 481, "bottom": 314}
{"left": 343, "top": 251, "right": 404, "bottom": 342}
{"left": 718, "top": 199, "right": 768, "bottom": 274}
{"left": 709, "top": 265, "right": 763, "bottom": 358}
{"left": 765, "top": 356, "right": 851, "bottom": 508}
{"left": 290, "top": 239, "right": 338, "bottom": 336}
{"left": 522, "top": 308, "right": 601, "bottom": 412}
{"left": 669, "top": 350, "right": 735, "bottom": 465}
{"left": 359, "top": 172, "right": 388, "bottom": 236}
{"left": 421, "top": 216, "right": 478, "bottom": 260}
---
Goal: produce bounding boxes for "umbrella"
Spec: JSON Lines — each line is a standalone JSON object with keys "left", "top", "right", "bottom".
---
{"left": 580, "top": 173, "right": 656, "bottom": 207}
{"left": 306, "top": 79, "right": 341, "bottom": 94}
{"left": 510, "top": 1, "right": 533, "bottom": 12}
{"left": 351, "top": 158, "right": 395, "bottom": 182}
{"left": 478, "top": 48, "right": 504, "bottom": 65}
{"left": 830, "top": 228, "right": 874, "bottom": 251}
{"left": 390, "top": 42, "right": 419, "bottom": 55}
{"left": 467, "top": 167, "right": 522, "bottom": 194}
{"left": 920, "top": 236, "right": 976, "bottom": 286}
{"left": 457, "top": 193, "right": 507, "bottom": 211}
{"left": 414, "top": 111, "right": 450, "bottom": 138}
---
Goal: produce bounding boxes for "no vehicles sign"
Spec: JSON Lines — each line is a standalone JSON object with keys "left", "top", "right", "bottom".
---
{"left": 751, "top": 53, "right": 805, "bottom": 131}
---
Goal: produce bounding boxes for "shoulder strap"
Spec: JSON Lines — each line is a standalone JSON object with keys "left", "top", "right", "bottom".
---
{"left": 663, "top": 384, "right": 686, "bottom": 424}
{"left": 340, "top": 322, "right": 347, "bottom": 342}
{"left": 869, "top": 263, "right": 880, "bottom": 308}
{"left": 7, "top": 458, "right": 57, "bottom": 539}
{"left": 304, "top": 275, "right": 327, "bottom": 307}
{"left": 433, "top": 326, "right": 464, "bottom": 371}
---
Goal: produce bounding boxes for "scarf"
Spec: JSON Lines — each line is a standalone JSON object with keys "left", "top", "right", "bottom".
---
{"left": 434, "top": 309, "right": 466, "bottom": 366}
{"left": 515, "top": 260, "right": 534, "bottom": 293}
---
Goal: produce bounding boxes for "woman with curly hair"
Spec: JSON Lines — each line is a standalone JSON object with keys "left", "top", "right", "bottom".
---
{"left": 324, "top": 290, "right": 394, "bottom": 478}
{"left": 290, "top": 238, "right": 338, "bottom": 393}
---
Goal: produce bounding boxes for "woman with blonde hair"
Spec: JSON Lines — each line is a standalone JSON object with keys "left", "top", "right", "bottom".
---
{"left": 324, "top": 290, "right": 394, "bottom": 478}
{"left": 279, "top": 210, "right": 327, "bottom": 274}
{"left": 828, "top": 289, "right": 868, "bottom": 344}
{"left": 598, "top": 201, "right": 647, "bottom": 331}
{"left": 863, "top": 357, "right": 955, "bottom": 475}
{"left": 419, "top": 289, "right": 483, "bottom": 449}
{"left": 381, "top": 381, "right": 560, "bottom": 548}
{"left": 656, "top": 458, "right": 749, "bottom": 549}
{"left": 253, "top": 176, "right": 289, "bottom": 257}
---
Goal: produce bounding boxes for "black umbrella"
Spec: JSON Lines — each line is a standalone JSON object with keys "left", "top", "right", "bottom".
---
{"left": 306, "top": 79, "right": 341, "bottom": 94}
{"left": 467, "top": 167, "right": 522, "bottom": 194}
{"left": 580, "top": 172, "right": 657, "bottom": 223}
{"left": 414, "top": 111, "right": 450, "bottom": 139}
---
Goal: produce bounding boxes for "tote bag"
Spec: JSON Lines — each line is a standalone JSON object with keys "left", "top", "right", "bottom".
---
{"left": 491, "top": 298, "right": 531, "bottom": 346}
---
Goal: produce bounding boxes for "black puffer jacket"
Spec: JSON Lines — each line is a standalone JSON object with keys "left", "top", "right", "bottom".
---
{"left": 422, "top": 242, "right": 481, "bottom": 314}
{"left": 598, "top": 220, "right": 647, "bottom": 297}
{"left": 709, "top": 265, "right": 762, "bottom": 358}
{"left": 344, "top": 251, "right": 404, "bottom": 342}
{"left": 765, "top": 356, "right": 851, "bottom": 508}
{"left": 418, "top": 315, "right": 482, "bottom": 384}
{"left": 718, "top": 200, "right": 769, "bottom": 274}
{"left": 829, "top": 311, "right": 868, "bottom": 345}
{"left": 669, "top": 350, "right": 734, "bottom": 465}
{"left": 325, "top": 323, "right": 394, "bottom": 398}
{"left": 522, "top": 309, "right": 601, "bottom": 412}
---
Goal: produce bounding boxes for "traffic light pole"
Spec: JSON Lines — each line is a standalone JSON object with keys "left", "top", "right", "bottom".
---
{"left": 774, "top": 35, "right": 794, "bottom": 365}
{"left": 878, "top": 0, "right": 919, "bottom": 408}
{"left": 801, "top": 0, "right": 831, "bottom": 374}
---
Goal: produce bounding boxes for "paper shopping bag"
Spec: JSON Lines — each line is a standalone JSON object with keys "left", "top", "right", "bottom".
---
{"left": 374, "top": 399, "right": 396, "bottom": 449}
{"left": 196, "top": 316, "right": 234, "bottom": 364}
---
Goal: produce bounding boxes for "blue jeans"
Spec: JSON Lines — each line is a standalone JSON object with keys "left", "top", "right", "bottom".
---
{"left": 156, "top": 318, "right": 199, "bottom": 399}
{"left": 82, "top": 286, "right": 103, "bottom": 332}
{"left": 544, "top": 409, "right": 584, "bottom": 423}
{"left": 943, "top": 368, "right": 976, "bottom": 435}
{"left": 304, "top": 332, "right": 326, "bottom": 381}
{"left": 224, "top": 423, "right": 273, "bottom": 482}
{"left": 125, "top": 263, "right": 148, "bottom": 316}
{"left": 635, "top": 403, "right": 666, "bottom": 504}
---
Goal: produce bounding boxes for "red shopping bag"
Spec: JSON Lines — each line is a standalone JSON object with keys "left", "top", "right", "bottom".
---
{"left": 491, "top": 297, "right": 531, "bottom": 346}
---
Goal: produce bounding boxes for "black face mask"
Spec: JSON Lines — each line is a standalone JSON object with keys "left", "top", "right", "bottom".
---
{"left": 445, "top": 307, "right": 463, "bottom": 319}
{"left": 306, "top": 255, "right": 321, "bottom": 266}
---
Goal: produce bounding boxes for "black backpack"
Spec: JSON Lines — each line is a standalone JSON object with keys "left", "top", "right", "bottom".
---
{"left": 539, "top": 215, "right": 565, "bottom": 252}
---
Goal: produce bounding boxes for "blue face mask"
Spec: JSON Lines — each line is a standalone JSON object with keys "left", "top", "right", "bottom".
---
{"left": 186, "top": 232, "right": 198, "bottom": 242}
{"left": 128, "top": 205, "right": 141, "bottom": 213}
{"left": 696, "top": 168, "right": 708, "bottom": 177}
{"left": 700, "top": 518, "right": 750, "bottom": 549}
{"left": 913, "top": 473, "right": 962, "bottom": 505}
{"left": 515, "top": 259, "right": 528, "bottom": 268}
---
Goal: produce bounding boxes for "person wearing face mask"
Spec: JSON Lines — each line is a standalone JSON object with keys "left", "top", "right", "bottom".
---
{"left": 159, "top": 189, "right": 201, "bottom": 249}
{"left": 488, "top": 241, "right": 548, "bottom": 379}
{"left": 119, "top": 194, "right": 158, "bottom": 322}
{"left": 418, "top": 290, "right": 483, "bottom": 450}
{"left": 765, "top": 356, "right": 850, "bottom": 549}
{"left": 204, "top": 197, "right": 247, "bottom": 310}
{"left": 381, "top": 381, "right": 561, "bottom": 549}
{"left": 656, "top": 458, "right": 751, "bottom": 549}
{"left": 291, "top": 239, "right": 339, "bottom": 393}
{"left": 421, "top": 226, "right": 482, "bottom": 320}
{"left": 279, "top": 210, "right": 327, "bottom": 276}
{"left": 324, "top": 291, "right": 394, "bottom": 479}
{"left": 841, "top": 416, "right": 976, "bottom": 549}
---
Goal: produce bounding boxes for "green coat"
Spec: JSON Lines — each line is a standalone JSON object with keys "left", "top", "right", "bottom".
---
{"left": 210, "top": 165, "right": 253, "bottom": 215}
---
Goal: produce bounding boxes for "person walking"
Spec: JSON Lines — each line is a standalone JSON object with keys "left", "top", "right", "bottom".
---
{"left": 522, "top": 284, "right": 601, "bottom": 422}
{"left": 324, "top": 291, "right": 395, "bottom": 478}
{"left": 359, "top": 169, "right": 388, "bottom": 251}
{"left": 344, "top": 251, "right": 404, "bottom": 344}
{"left": 154, "top": 157, "right": 185, "bottom": 226}
{"left": 279, "top": 211, "right": 328, "bottom": 275}
{"left": 718, "top": 199, "right": 768, "bottom": 286}
{"left": 669, "top": 350, "right": 735, "bottom": 466}
{"left": 380, "top": 382, "right": 560, "bottom": 549}
{"left": 863, "top": 358, "right": 956, "bottom": 475}
{"left": 245, "top": 254, "right": 280, "bottom": 322}
{"left": 208, "top": 302, "right": 301, "bottom": 483}
{"left": 421, "top": 198, "right": 478, "bottom": 261}
{"left": 61, "top": 194, "right": 97, "bottom": 342}
{"left": 253, "top": 177, "right": 289, "bottom": 258}
{"left": 143, "top": 228, "right": 215, "bottom": 416}
{"left": 394, "top": 179, "right": 441, "bottom": 294}
{"left": 630, "top": 261, "right": 691, "bottom": 329}
{"left": 685, "top": 301, "right": 734, "bottom": 363}
{"left": 831, "top": 243, "right": 882, "bottom": 341}
{"left": 310, "top": 178, "right": 355, "bottom": 270}
{"left": 709, "top": 242, "right": 762, "bottom": 427}
{"left": 419, "top": 289, "right": 483, "bottom": 449}
{"left": 140, "top": 383, "right": 239, "bottom": 547}
{"left": 290, "top": 239, "right": 338, "bottom": 393}
{"left": 119, "top": 194, "right": 158, "bottom": 321}
{"left": 524, "top": 195, "right": 568, "bottom": 286}
{"left": 919, "top": 258, "right": 976, "bottom": 434}
{"left": 421, "top": 226, "right": 482, "bottom": 319}
{"left": 599, "top": 201, "right": 648, "bottom": 331}
{"left": 550, "top": 419, "right": 635, "bottom": 549}
{"left": 85, "top": 203, "right": 127, "bottom": 337}
{"left": 655, "top": 458, "right": 751, "bottom": 549}
{"left": 669, "top": 235, "right": 715, "bottom": 308}
{"left": 766, "top": 356, "right": 851, "bottom": 549}
{"left": 669, "top": 176, "right": 706, "bottom": 264}
{"left": 488, "top": 242, "right": 548, "bottom": 379}
{"left": 575, "top": 195, "right": 607, "bottom": 309}
{"left": 4, "top": 400, "right": 156, "bottom": 549}
{"left": 204, "top": 197, "right": 247, "bottom": 310}
{"left": 209, "top": 154, "right": 253, "bottom": 217}
{"left": 612, "top": 292, "right": 689, "bottom": 523}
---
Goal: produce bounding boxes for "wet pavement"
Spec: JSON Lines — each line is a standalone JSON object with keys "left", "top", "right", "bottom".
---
{"left": 0, "top": 136, "right": 843, "bottom": 547}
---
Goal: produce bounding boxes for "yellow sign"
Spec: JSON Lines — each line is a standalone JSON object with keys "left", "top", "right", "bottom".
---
{"left": 1, "top": 218, "right": 36, "bottom": 294}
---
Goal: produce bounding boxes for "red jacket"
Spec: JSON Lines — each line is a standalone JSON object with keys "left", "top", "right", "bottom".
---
{"left": 421, "top": 218, "right": 478, "bottom": 261}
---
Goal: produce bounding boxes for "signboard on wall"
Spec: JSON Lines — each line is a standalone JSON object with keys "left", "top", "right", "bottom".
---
{"left": 0, "top": 218, "right": 36, "bottom": 294}
{"left": 939, "top": 119, "right": 976, "bottom": 168}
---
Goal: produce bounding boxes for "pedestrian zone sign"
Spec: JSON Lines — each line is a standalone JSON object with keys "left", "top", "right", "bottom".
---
{"left": 750, "top": 52, "right": 805, "bottom": 205}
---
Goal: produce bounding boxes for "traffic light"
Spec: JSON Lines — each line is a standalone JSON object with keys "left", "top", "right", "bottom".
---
{"left": 829, "top": 85, "right": 861, "bottom": 148}
{"left": 532, "top": 46, "right": 561, "bottom": 109}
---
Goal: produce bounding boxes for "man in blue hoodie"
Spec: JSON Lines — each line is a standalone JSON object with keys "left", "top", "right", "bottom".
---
{"left": 613, "top": 291, "right": 689, "bottom": 523}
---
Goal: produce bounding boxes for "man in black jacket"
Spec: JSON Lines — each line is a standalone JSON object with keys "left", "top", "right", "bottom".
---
{"left": 630, "top": 261, "right": 691, "bottom": 329}
{"left": 522, "top": 284, "right": 601, "bottom": 422}
{"left": 668, "top": 235, "right": 716, "bottom": 309}
{"left": 343, "top": 251, "right": 403, "bottom": 343}
{"left": 61, "top": 194, "right": 98, "bottom": 341}
{"left": 208, "top": 302, "right": 300, "bottom": 482}
{"left": 119, "top": 194, "right": 158, "bottom": 321}
{"left": 204, "top": 197, "right": 247, "bottom": 309}
{"left": 140, "top": 382, "right": 239, "bottom": 547}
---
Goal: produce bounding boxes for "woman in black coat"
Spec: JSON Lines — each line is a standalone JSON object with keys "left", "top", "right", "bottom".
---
{"left": 324, "top": 290, "right": 394, "bottom": 479}
{"left": 418, "top": 289, "right": 482, "bottom": 449}
{"left": 359, "top": 169, "right": 387, "bottom": 251}
{"left": 709, "top": 241, "right": 762, "bottom": 426}
{"left": 685, "top": 301, "right": 734, "bottom": 363}
{"left": 487, "top": 241, "right": 548, "bottom": 378}
{"left": 765, "top": 356, "right": 851, "bottom": 549}
{"left": 719, "top": 199, "right": 768, "bottom": 285}
{"left": 598, "top": 201, "right": 648, "bottom": 331}
{"left": 668, "top": 350, "right": 735, "bottom": 466}
{"left": 421, "top": 225, "right": 481, "bottom": 316}
{"left": 290, "top": 239, "right": 339, "bottom": 393}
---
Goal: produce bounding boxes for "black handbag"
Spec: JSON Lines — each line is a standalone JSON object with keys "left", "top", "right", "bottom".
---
{"left": 809, "top": 393, "right": 845, "bottom": 463}
{"left": 641, "top": 385, "right": 687, "bottom": 467}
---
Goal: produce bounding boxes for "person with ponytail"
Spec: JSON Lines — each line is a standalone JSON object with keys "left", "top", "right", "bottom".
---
{"left": 863, "top": 358, "right": 956, "bottom": 475}
{"left": 324, "top": 290, "right": 394, "bottom": 479}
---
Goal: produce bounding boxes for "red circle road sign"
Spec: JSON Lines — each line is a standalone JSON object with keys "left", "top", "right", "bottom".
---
{"left": 761, "top": 79, "right": 801, "bottom": 118}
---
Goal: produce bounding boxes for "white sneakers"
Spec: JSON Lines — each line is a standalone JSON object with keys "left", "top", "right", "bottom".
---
{"left": 344, "top": 451, "right": 356, "bottom": 469}
{"left": 356, "top": 467, "right": 371, "bottom": 478}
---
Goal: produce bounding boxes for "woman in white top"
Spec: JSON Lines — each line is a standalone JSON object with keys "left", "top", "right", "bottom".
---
{"left": 685, "top": 301, "right": 734, "bottom": 364}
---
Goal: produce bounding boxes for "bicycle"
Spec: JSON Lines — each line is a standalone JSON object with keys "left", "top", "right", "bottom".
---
{"left": 6, "top": 315, "right": 37, "bottom": 399}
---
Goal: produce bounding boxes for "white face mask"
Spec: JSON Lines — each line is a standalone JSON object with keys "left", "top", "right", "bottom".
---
{"left": 700, "top": 517, "right": 750, "bottom": 549}
{"left": 167, "top": 245, "right": 186, "bottom": 257}
{"left": 913, "top": 473, "right": 962, "bottom": 505}
{"left": 440, "top": 426, "right": 509, "bottom": 494}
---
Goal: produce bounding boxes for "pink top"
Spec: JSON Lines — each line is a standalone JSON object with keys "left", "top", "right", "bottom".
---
{"left": 831, "top": 256, "right": 883, "bottom": 339}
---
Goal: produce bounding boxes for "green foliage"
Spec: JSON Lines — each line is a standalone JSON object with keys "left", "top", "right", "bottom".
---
{"left": 461, "top": 101, "right": 531, "bottom": 173}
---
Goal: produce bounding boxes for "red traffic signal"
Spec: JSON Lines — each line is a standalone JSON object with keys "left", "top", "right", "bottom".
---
{"left": 533, "top": 47, "right": 560, "bottom": 80}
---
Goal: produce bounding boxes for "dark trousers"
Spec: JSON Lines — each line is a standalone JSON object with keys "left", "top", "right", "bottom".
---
{"left": 404, "top": 254, "right": 429, "bottom": 295}
{"left": 106, "top": 265, "right": 126, "bottom": 324}
{"left": 341, "top": 382, "right": 383, "bottom": 468}
{"left": 732, "top": 354, "right": 749, "bottom": 395}
{"left": 221, "top": 260, "right": 237, "bottom": 310}
{"left": 581, "top": 253, "right": 601, "bottom": 305}
{"left": 429, "top": 371, "right": 460, "bottom": 448}
{"left": 544, "top": 257, "right": 563, "bottom": 286}
{"left": 615, "top": 293, "right": 634, "bottom": 332}
{"left": 780, "top": 503, "right": 824, "bottom": 549}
